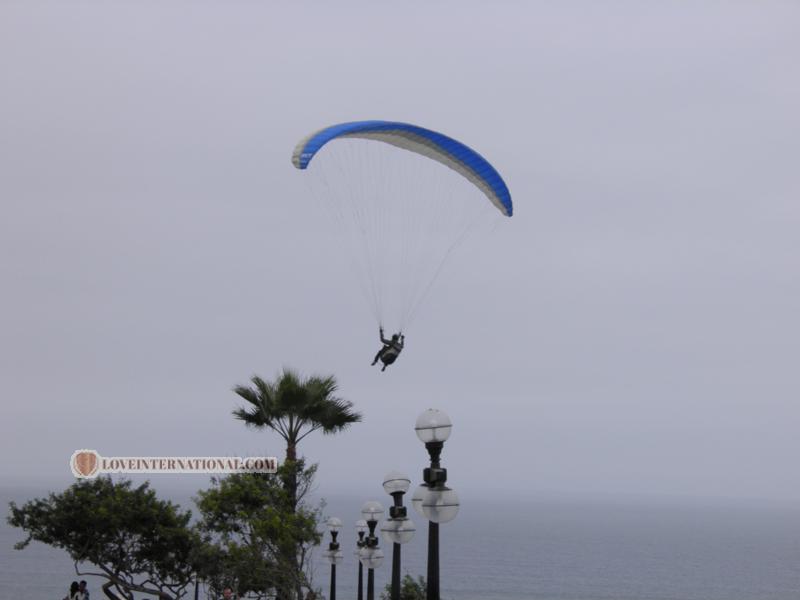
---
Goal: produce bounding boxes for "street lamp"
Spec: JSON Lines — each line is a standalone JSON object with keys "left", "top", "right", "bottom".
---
{"left": 359, "top": 501, "right": 385, "bottom": 600}
{"left": 415, "top": 409, "right": 460, "bottom": 600}
{"left": 354, "top": 519, "right": 368, "bottom": 600}
{"left": 324, "top": 517, "right": 343, "bottom": 600}
{"left": 381, "top": 471, "right": 416, "bottom": 600}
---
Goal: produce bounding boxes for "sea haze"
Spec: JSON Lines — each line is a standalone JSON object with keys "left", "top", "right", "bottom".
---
{"left": 3, "top": 485, "right": 799, "bottom": 600}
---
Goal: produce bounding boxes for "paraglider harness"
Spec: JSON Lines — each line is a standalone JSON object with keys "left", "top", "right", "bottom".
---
{"left": 372, "top": 327, "right": 404, "bottom": 371}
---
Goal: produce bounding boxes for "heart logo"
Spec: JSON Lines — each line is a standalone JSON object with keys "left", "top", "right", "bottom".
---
{"left": 71, "top": 450, "right": 99, "bottom": 478}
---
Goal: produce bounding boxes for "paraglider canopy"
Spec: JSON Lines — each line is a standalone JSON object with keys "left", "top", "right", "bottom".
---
{"left": 293, "top": 120, "right": 513, "bottom": 331}
{"left": 292, "top": 120, "right": 512, "bottom": 216}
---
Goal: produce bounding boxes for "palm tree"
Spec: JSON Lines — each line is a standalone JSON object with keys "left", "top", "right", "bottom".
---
{"left": 233, "top": 369, "right": 361, "bottom": 600}
{"left": 233, "top": 368, "right": 361, "bottom": 503}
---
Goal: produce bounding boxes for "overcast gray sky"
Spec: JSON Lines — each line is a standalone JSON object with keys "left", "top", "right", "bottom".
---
{"left": 1, "top": 1, "right": 798, "bottom": 504}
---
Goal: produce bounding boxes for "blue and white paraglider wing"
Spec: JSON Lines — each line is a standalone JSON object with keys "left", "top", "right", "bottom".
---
{"left": 292, "top": 121, "right": 512, "bottom": 217}
{"left": 292, "top": 120, "right": 512, "bottom": 331}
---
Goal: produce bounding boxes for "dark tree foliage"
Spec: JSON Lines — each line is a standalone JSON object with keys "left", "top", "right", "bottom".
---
{"left": 195, "top": 463, "right": 323, "bottom": 600}
{"left": 7, "top": 477, "right": 204, "bottom": 600}
{"left": 381, "top": 574, "right": 427, "bottom": 600}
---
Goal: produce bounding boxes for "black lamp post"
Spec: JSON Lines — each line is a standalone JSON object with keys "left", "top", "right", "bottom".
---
{"left": 413, "top": 409, "right": 460, "bottom": 600}
{"left": 358, "top": 501, "right": 385, "bottom": 600}
{"left": 354, "top": 519, "right": 368, "bottom": 600}
{"left": 380, "top": 471, "right": 416, "bottom": 600}
{"left": 324, "top": 517, "right": 343, "bottom": 600}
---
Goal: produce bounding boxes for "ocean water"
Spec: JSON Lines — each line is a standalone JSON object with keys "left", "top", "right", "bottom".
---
{"left": 2, "top": 486, "right": 799, "bottom": 599}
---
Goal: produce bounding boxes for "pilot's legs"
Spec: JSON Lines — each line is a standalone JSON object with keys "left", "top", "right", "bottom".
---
{"left": 372, "top": 348, "right": 385, "bottom": 366}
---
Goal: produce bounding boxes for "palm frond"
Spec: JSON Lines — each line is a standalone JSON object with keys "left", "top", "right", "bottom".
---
{"left": 231, "top": 368, "right": 361, "bottom": 449}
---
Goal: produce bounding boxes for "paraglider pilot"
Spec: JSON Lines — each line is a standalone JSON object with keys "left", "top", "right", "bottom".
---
{"left": 372, "top": 327, "right": 404, "bottom": 372}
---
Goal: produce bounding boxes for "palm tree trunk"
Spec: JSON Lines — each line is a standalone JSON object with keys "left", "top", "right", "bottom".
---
{"left": 276, "top": 442, "right": 300, "bottom": 600}
{"left": 285, "top": 443, "right": 298, "bottom": 511}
